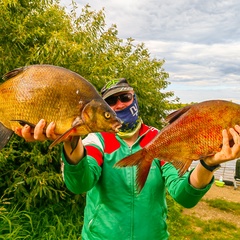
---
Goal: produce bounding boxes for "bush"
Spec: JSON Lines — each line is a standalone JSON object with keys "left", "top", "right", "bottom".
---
{"left": 0, "top": 135, "right": 85, "bottom": 210}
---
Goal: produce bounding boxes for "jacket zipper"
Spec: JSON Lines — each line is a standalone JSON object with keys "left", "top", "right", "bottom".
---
{"left": 129, "top": 146, "right": 135, "bottom": 240}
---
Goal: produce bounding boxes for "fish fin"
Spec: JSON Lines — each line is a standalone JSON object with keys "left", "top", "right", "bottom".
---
{"left": 115, "top": 149, "right": 153, "bottom": 192}
{"left": 115, "top": 149, "right": 146, "bottom": 167}
{"left": 136, "top": 154, "right": 153, "bottom": 192}
{"left": 171, "top": 159, "right": 192, "bottom": 177}
{"left": 165, "top": 105, "right": 192, "bottom": 124}
{"left": 49, "top": 118, "right": 83, "bottom": 150}
{"left": 3, "top": 67, "right": 25, "bottom": 80}
{"left": 70, "top": 136, "right": 81, "bottom": 155}
{"left": 11, "top": 120, "right": 36, "bottom": 128}
{"left": 49, "top": 127, "right": 76, "bottom": 149}
{"left": 0, "top": 122, "right": 14, "bottom": 150}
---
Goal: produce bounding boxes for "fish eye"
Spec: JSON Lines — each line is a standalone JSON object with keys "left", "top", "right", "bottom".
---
{"left": 104, "top": 112, "right": 111, "bottom": 119}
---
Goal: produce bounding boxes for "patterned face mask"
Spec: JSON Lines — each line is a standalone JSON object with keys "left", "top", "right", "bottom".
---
{"left": 116, "top": 95, "right": 139, "bottom": 132}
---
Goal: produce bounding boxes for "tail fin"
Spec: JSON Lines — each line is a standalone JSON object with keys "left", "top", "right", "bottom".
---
{"left": 0, "top": 123, "right": 14, "bottom": 150}
{"left": 115, "top": 149, "right": 154, "bottom": 192}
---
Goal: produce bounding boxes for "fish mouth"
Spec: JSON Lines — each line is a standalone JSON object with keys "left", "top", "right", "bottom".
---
{"left": 112, "top": 116, "right": 123, "bottom": 133}
{"left": 113, "top": 122, "right": 122, "bottom": 133}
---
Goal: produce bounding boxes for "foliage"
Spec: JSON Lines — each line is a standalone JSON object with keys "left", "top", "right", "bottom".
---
{"left": 0, "top": 135, "right": 78, "bottom": 209}
{"left": 0, "top": 135, "right": 87, "bottom": 212}
{"left": 1, "top": 0, "right": 67, "bottom": 72}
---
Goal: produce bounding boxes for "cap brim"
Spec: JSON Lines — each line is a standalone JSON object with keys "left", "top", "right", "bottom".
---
{"left": 103, "top": 87, "right": 133, "bottom": 99}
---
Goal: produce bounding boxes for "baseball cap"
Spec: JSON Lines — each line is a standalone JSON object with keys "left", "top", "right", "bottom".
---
{"left": 101, "top": 78, "right": 133, "bottom": 99}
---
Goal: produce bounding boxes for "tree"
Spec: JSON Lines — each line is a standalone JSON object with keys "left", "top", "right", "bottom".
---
{"left": 0, "top": 0, "right": 179, "bottom": 208}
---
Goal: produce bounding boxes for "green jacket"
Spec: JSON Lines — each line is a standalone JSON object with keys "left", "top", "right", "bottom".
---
{"left": 62, "top": 124, "right": 213, "bottom": 240}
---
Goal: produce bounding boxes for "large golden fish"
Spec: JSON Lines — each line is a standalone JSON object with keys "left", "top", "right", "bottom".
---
{"left": 115, "top": 100, "right": 240, "bottom": 191}
{"left": 0, "top": 64, "right": 122, "bottom": 150}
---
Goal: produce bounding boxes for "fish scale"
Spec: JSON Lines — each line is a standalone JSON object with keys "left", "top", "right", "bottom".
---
{"left": 0, "top": 64, "right": 122, "bottom": 151}
{"left": 115, "top": 100, "right": 240, "bottom": 192}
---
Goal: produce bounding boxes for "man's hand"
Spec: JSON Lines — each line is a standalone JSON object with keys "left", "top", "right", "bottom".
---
{"left": 190, "top": 125, "right": 240, "bottom": 189}
{"left": 205, "top": 125, "right": 240, "bottom": 166}
{"left": 15, "top": 119, "right": 60, "bottom": 142}
{"left": 15, "top": 119, "right": 85, "bottom": 164}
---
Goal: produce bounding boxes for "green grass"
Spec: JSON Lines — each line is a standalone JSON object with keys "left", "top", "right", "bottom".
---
{"left": 0, "top": 203, "right": 83, "bottom": 240}
{"left": 168, "top": 215, "right": 239, "bottom": 240}
{"left": 205, "top": 199, "right": 240, "bottom": 214}
{"left": 168, "top": 198, "right": 240, "bottom": 240}
{"left": 1, "top": 197, "right": 239, "bottom": 239}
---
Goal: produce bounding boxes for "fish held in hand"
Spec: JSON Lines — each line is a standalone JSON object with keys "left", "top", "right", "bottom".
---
{"left": 0, "top": 64, "right": 122, "bottom": 151}
{"left": 115, "top": 100, "right": 240, "bottom": 191}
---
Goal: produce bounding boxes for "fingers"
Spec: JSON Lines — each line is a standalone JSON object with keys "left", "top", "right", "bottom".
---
{"left": 223, "top": 125, "right": 240, "bottom": 147}
{"left": 19, "top": 124, "right": 35, "bottom": 142}
{"left": 46, "top": 122, "right": 58, "bottom": 140}
{"left": 234, "top": 124, "right": 240, "bottom": 133}
{"left": 14, "top": 119, "right": 61, "bottom": 143}
{"left": 33, "top": 119, "right": 48, "bottom": 141}
{"left": 15, "top": 127, "right": 23, "bottom": 137}
{"left": 209, "top": 125, "right": 240, "bottom": 165}
{"left": 15, "top": 119, "right": 50, "bottom": 142}
{"left": 233, "top": 125, "right": 240, "bottom": 144}
{"left": 221, "top": 129, "right": 229, "bottom": 148}
{"left": 230, "top": 128, "right": 239, "bottom": 145}
{"left": 229, "top": 125, "right": 240, "bottom": 157}
{"left": 33, "top": 120, "right": 60, "bottom": 141}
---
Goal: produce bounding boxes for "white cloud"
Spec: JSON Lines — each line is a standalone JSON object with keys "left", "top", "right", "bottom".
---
{"left": 60, "top": 0, "right": 240, "bottom": 103}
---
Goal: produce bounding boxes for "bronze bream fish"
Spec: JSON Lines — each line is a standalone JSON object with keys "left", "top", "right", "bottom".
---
{"left": 115, "top": 100, "right": 240, "bottom": 191}
{"left": 0, "top": 64, "right": 122, "bottom": 151}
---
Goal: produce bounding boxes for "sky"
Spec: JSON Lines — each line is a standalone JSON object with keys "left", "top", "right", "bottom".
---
{"left": 60, "top": 0, "right": 240, "bottom": 104}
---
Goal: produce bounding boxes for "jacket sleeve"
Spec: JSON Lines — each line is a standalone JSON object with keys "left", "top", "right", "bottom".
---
{"left": 161, "top": 162, "right": 213, "bottom": 208}
{"left": 61, "top": 133, "right": 103, "bottom": 194}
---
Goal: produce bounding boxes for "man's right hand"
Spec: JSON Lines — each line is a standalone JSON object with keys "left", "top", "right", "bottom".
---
{"left": 14, "top": 119, "right": 60, "bottom": 142}
{"left": 15, "top": 119, "right": 85, "bottom": 165}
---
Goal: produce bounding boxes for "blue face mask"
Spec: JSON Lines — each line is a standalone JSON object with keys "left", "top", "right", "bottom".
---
{"left": 116, "top": 95, "right": 139, "bottom": 131}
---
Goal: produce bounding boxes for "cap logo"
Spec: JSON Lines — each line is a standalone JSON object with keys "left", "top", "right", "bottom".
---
{"left": 105, "top": 79, "right": 119, "bottom": 90}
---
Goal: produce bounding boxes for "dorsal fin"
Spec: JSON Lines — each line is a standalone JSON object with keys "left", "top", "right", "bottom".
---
{"left": 165, "top": 105, "right": 192, "bottom": 124}
{"left": 2, "top": 66, "right": 26, "bottom": 81}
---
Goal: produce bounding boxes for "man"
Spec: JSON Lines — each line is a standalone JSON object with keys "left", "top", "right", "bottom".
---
{"left": 16, "top": 79, "right": 240, "bottom": 240}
